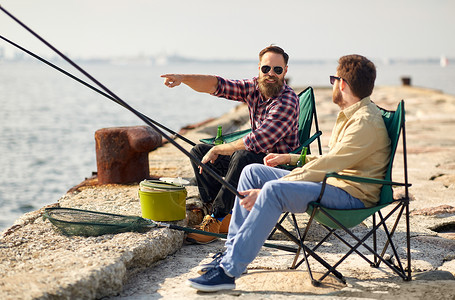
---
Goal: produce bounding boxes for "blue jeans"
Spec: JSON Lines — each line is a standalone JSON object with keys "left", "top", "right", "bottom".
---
{"left": 220, "top": 164, "right": 365, "bottom": 277}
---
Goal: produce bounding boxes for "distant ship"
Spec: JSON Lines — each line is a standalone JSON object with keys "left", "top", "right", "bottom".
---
{"left": 440, "top": 55, "right": 449, "bottom": 67}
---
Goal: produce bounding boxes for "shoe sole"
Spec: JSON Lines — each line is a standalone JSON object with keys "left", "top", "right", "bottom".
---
{"left": 197, "top": 266, "right": 248, "bottom": 275}
{"left": 186, "top": 280, "right": 235, "bottom": 292}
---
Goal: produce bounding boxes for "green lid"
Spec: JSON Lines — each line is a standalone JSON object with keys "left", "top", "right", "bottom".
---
{"left": 139, "top": 180, "right": 185, "bottom": 192}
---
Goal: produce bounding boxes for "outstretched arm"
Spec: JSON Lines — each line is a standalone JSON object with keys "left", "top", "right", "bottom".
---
{"left": 161, "top": 74, "right": 218, "bottom": 94}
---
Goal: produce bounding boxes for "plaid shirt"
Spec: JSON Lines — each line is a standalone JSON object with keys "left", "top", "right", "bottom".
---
{"left": 213, "top": 76, "right": 300, "bottom": 154}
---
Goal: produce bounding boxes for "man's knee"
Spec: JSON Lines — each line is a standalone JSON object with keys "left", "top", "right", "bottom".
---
{"left": 239, "top": 163, "right": 269, "bottom": 189}
{"left": 256, "top": 180, "right": 283, "bottom": 209}
{"left": 262, "top": 180, "right": 286, "bottom": 201}
{"left": 241, "top": 163, "right": 264, "bottom": 178}
{"left": 262, "top": 180, "right": 279, "bottom": 193}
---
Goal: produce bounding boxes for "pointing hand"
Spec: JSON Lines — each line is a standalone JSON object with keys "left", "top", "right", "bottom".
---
{"left": 161, "top": 74, "right": 182, "bottom": 88}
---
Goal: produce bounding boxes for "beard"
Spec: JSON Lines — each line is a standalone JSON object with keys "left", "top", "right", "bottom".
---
{"left": 258, "top": 75, "right": 284, "bottom": 99}
{"left": 332, "top": 86, "right": 343, "bottom": 105}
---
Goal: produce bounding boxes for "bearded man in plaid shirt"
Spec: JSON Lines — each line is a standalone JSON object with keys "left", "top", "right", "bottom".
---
{"left": 161, "top": 45, "right": 300, "bottom": 243}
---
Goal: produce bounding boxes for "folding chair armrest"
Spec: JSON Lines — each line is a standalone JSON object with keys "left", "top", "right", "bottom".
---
{"left": 199, "top": 128, "right": 252, "bottom": 145}
{"left": 314, "top": 172, "right": 411, "bottom": 205}
{"left": 297, "top": 131, "right": 322, "bottom": 153}
{"left": 325, "top": 172, "right": 411, "bottom": 187}
{"left": 279, "top": 131, "right": 323, "bottom": 170}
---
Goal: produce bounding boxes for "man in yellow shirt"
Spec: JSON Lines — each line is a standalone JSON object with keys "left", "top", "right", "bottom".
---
{"left": 187, "top": 54, "right": 391, "bottom": 292}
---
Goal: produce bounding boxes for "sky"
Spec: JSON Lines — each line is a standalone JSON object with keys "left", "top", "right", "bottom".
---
{"left": 0, "top": 0, "right": 454, "bottom": 61}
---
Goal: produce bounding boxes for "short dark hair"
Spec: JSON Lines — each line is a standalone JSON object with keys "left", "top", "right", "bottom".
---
{"left": 337, "top": 54, "right": 376, "bottom": 99}
{"left": 259, "top": 45, "right": 289, "bottom": 65}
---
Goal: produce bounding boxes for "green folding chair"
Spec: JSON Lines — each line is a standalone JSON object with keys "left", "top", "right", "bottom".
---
{"left": 274, "top": 100, "right": 412, "bottom": 286}
{"left": 200, "top": 86, "right": 323, "bottom": 157}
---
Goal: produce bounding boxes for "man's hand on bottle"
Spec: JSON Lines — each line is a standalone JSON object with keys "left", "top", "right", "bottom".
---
{"left": 263, "top": 153, "right": 291, "bottom": 167}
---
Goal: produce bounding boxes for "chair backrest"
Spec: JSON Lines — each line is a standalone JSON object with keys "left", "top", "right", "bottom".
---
{"left": 200, "top": 86, "right": 322, "bottom": 153}
{"left": 294, "top": 87, "right": 322, "bottom": 155}
{"left": 306, "top": 100, "right": 407, "bottom": 229}
{"left": 377, "top": 100, "right": 405, "bottom": 205}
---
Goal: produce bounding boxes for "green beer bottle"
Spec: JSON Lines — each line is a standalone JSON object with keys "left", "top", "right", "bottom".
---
{"left": 296, "top": 147, "right": 307, "bottom": 167}
{"left": 214, "top": 126, "right": 224, "bottom": 145}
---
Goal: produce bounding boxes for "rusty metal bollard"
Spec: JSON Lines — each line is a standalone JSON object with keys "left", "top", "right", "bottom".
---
{"left": 401, "top": 76, "right": 411, "bottom": 86}
{"left": 95, "top": 126, "right": 162, "bottom": 184}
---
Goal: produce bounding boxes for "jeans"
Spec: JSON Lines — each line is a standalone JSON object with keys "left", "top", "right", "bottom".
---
{"left": 190, "top": 144, "right": 266, "bottom": 219}
{"left": 220, "top": 163, "right": 365, "bottom": 277}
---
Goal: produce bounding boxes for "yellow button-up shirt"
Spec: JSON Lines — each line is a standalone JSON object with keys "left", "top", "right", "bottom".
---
{"left": 280, "top": 97, "right": 391, "bottom": 207}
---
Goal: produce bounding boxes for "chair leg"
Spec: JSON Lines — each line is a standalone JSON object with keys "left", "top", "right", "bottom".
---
{"left": 405, "top": 202, "right": 412, "bottom": 280}
{"left": 290, "top": 214, "right": 321, "bottom": 286}
{"left": 274, "top": 222, "right": 345, "bottom": 284}
{"left": 323, "top": 225, "right": 376, "bottom": 266}
{"left": 354, "top": 214, "right": 410, "bottom": 280}
{"left": 369, "top": 206, "right": 408, "bottom": 276}
{"left": 268, "top": 212, "right": 289, "bottom": 239}
{"left": 292, "top": 227, "right": 334, "bottom": 269}
{"left": 376, "top": 210, "right": 408, "bottom": 277}
{"left": 291, "top": 247, "right": 301, "bottom": 269}
{"left": 378, "top": 205, "right": 403, "bottom": 259}
{"left": 316, "top": 207, "right": 377, "bottom": 266}
{"left": 373, "top": 213, "right": 378, "bottom": 266}
{"left": 289, "top": 212, "right": 346, "bottom": 284}
{"left": 313, "top": 205, "right": 411, "bottom": 281}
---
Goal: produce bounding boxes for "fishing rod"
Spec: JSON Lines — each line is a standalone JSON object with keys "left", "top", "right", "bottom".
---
{"left": 0, "top": 5, "right": 243, "bottom": 199}
{"left": 0, "top": 34, "right": 196, "bottom": 147}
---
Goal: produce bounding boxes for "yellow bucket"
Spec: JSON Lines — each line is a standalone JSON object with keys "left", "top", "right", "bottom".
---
{"left": 138, "top": 180, "right": 187, "bottom": 221}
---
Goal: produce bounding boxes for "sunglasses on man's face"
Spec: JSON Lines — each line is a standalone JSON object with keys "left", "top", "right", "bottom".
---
{"left": 330, "top": 76, "right": 341, "bottom": 85}
{"left": 261, "top": 65, "right": 284, "bottom": 75}
{"left": 330, "top": 75, "right": 350, "bottom": 86}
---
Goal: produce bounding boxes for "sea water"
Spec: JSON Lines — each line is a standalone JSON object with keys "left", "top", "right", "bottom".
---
{"left": 0, "top": 59, "right": 454, "bottom": 231}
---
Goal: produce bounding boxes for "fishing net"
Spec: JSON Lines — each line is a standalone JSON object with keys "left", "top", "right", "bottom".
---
{"left": 43, "top": 208, "right": 290, "bottom": 253}
{"left": 43, "top": 207, "right": 157, "bottom": 237}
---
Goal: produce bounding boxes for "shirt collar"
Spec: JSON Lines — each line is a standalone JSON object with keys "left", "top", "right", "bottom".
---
{"left": 341, "top": 96, "right": 371, "bottom": 119}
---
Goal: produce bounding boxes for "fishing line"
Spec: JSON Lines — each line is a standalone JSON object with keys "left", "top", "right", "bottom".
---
{"left": 0, "top": 5, "right": 243, "bottom": 199}
{"left": 0, "top": 34, "right": 196, "bottom": 147}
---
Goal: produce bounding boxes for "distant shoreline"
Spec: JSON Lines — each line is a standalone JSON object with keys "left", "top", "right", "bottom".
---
{"left": 1, "top": 55, "right": 452, "bottom": 66}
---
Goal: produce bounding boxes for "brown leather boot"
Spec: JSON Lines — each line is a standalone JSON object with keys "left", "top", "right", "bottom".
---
{"left": 219, "top": 214, "right": 231, "bottom": 234}
{"left": 186, "top": 215, "right": 221, "bottom": 244}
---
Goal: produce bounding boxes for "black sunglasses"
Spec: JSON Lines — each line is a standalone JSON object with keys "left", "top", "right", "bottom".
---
{"left": 261, "top": 65, "right": 284, "bottom": 75}
{"left": 330, "top": 76, "right": 341, "bottom": 85}
{"left": 330, "top": 75, "right": 349, "bottom": 86}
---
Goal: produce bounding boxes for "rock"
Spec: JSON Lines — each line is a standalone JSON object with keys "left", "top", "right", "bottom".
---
{"left": 433, "top": 174, "right": 455, "bottom": 188}
{"left": 411, "top": 205, "right": 455, "bottom": 216}
{"left": 413, "top": 270, "right": 455, "bottom": 281}
{"left": 0, "top": 185, "right": 185, "bottom": 300}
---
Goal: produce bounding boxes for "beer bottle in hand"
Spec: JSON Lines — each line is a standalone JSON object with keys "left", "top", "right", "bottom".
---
{"left": 296, "top": 147, "right": 307, "bottom": 167}
{"left": 214, "top": 126, "right": 224, "bottom": 145}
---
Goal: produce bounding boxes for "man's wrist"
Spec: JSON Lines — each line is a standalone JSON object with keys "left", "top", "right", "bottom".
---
{"left": 289, "top": 154, "right": 300, "bottom": 165}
